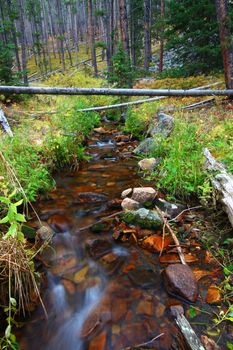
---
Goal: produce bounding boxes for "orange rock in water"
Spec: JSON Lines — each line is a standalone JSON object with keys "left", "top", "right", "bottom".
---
{"left": 143, "top": 235, "right": 172, "bottom": 252}
{"left": 88, "top": 331, "right": 107, "bottom": 350}
{"left": 136, "top": 299, "right": 154, "bottom": 317}
{"left": 206, "top": 285, "right": 221, "bottom": 304}
{"left": 48, "top": 214, "right": 73, "bottom": 232}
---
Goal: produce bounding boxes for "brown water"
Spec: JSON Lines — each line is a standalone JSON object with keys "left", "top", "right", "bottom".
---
{"left": 19, "top": 126, "right": 229, "bottom": 350}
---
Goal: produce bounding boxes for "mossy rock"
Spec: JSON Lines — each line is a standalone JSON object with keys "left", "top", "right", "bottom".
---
{"left": 121, "top": 208, "right": 162, "bottom": 229}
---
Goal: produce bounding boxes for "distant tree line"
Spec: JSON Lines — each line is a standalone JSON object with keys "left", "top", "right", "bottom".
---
{"left": 0, "top": 0, "right": 232, "bottom": 87}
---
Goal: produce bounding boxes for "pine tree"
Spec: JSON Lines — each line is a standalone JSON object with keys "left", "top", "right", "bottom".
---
{"left": 0, "top": 41, "right": 14, "bottom": 84}
{"left": 107, "top": 43, "right": 134, "bottom": 88}
{"left": 166, "top": 0, "right": 223, "bottom": 75}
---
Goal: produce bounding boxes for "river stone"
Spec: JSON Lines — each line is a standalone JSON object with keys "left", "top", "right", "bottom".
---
{"left": 122, "top": 208, "right": 162, "bottom": 229}
{"left": 35, "top": 225, "right": 54, "bottom": 243}
{"left": 148, "top": 112, "right": 174, "bottom": 138}
{"left": 164, "top": 264, "right": 198, "bottom": 303}
{"left": 133, "top": 137, "right": 154, "bottom": 155}
{"left": 74, "top": 192, "right": 108, "bottom": 203}
{"left": 86, "top": 239, "right": 113, "bottom": 259}
{"left": 121, "top": 188, "right": 133, "bottom": 199}
{"left": 131, "top": 187, "right": 157, "bottom": 203}
{"left": 121, "top": 198, "right": 141, "bottom": 211}
{"left": 138, "top": 157, "right": 159, "bottom": 171}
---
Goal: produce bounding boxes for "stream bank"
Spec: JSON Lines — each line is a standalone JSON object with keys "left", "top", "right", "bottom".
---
{"left": 18, "top": 121, "right": 231, "bottom": 350}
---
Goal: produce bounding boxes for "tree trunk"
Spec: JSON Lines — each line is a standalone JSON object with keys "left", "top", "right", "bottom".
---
{"left": 88, "top": 0, "right": 98, "bottom": 76}
{"left": 144, "top": 0, "right": 151, "bottom": 70}
{"left": 119, "top": 0, "right": 130, "bottom": 56}
{"left": 215, "top": 0, "right": 233, "bottom": 89}
{"left": 18, "top": 0, "right": 28, "bottom": 84}
{"left": 159, "top": 0, "right": 165, "bottom": 72}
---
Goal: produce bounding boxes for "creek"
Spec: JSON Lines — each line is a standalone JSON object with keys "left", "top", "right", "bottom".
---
{"left": 19, "top": 123, "right": 227, "bottom": 350}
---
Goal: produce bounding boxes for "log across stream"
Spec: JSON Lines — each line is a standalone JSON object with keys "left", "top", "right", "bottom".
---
{"left": 18, "top": 123, "right": 229, "bottom": 350}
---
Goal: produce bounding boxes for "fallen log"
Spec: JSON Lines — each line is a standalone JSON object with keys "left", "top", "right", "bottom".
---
{"left": 204, "top": 148, "right": 233, "bottom": 227}
{"left": 0, "top": 86, "right": 232, "bottom": 97}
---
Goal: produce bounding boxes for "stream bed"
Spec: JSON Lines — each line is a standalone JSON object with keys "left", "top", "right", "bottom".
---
{"left": 19, "top": 125, "right": 230, "bottom": 350}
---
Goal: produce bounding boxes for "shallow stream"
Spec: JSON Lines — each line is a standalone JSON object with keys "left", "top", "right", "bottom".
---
{"left": 19, "top": 125, "right": 228, "bottom": 349}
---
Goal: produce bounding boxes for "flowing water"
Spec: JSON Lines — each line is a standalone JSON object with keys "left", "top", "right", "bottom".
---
{"left": 19, "top": 125, "right": 228, "bottom": 349}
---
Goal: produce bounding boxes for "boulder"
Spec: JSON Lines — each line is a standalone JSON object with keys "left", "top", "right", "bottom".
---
{"left": 131, "top": 187, "right": 157, "bottom": 203}
{"left": 148, "top": 112, "right": 174, "bottom": 137}
{"left": 138, "top": 157, "right": 160, "bottom": 171}
{"left": 121, "top": 198, "right": 141, "bottom": 211}
{"left": 133, "top": 137, "right": 154, "bottom": 155}
{"left": 122, "top": 208, "right": 162, "bottom": 229}
{"left": 164, "top": 264, "right": 198, "bottom": 303}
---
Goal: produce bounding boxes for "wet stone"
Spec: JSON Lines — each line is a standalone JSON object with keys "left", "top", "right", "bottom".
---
{"left": 128, "top": 267, "right": 157, "bottom": 289}
{"left": 48, "top": 214, "right": 73, "bottom": 233}
{"left": 164, "top": 264, "right": 198, "bottom": 303}
{"left": 121, "top": 198, "right": 141, "bottom": 211}
{"left": 74, "top": 192, "right": 108, "bottom": 204}
{"left": 122, "top": 208, "right": 162, "bottom": 229}
{"left": 86, "top": 239, "right": 113, "bottom": 259}
{"left": 99, "top": 252, "right": 124, "bottom": 275}
{"left": 131, "top": 187, "right": 157, "bottom": 204}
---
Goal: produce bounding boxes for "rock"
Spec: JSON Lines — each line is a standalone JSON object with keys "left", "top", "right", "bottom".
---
{"left": 121, "top": 198, "right": 141, "bottom": 211}
{"left": 133, "top": 137, "right": 154, "bottom": 155}
{"left": 201, "top": 336, "right": 221, "bottom": 350}
{"left": 154, "top": 198, "right": 186, "bottom": 219}
{"left": 74, "top": 192, "right": 108, "bottom": 204}
{"left": 48, "top": 214, "right": 73, "bottom": 233}
{"left": 74, "top": 265, "right": 89, "bottom": 283}
{"left": 121, "top": 188, "right": 133, "bottom": 198}
{"left": 128, "top": 267, "right": 157, "bottom": 288}
{"left": 164, "top": 264, "right": 198, "bottom": 303}
{"left": 136, "top": 297, "right": 154, "bottom": 316}
{"left": 122, "top": 208, "right": 162, "bottom": 229}
{"left": 159, "top": 253, "right": 198, "bottom": 264}
{"left": 131, "top": 187, "right": 157, "bottom": 203}
{"left": 99, "top": 252, "right": 124, "bottom": 275}
{"left": 148, "top": 112, "right": 174, "bottom": 138}
{"left": 35, "top": 225, "right": 54, "bottom": 245}
{"left": 86, "top": 239, "right": 112, "bottom": 259}
{"left": 138, "top": 157, "right": 160, "bottom": 171}
{"left": 93, "top": 127, "right": 109, "bottom": 134}
{"left": 170, "top": 304, "right": 184, "bottom": 317}
{"left": 206, "top": 285, "right": 221, "bottom": 304}
{"left": 88, "top": 331, "right": 107, "bottom": 350}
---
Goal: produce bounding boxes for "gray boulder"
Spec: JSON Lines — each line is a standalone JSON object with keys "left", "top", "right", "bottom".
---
{"left": 148, "top": 112, "right": 174, "bottom": 138}
{"left": 133, "top": 137, "right": 154, "bottom": 155}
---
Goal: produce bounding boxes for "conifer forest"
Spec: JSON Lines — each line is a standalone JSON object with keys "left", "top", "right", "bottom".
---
{"left": 0, "top": 1, "right": 233, "bottom": 350}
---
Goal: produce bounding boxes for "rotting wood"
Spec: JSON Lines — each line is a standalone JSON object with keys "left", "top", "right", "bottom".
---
{"left": 1, "top": 86, "right": 232, "bottom": 97}
{"left": 0, "top": 109, "right": 13, "bottom": 137}
{"left": 204, "top": 148, "right": 233, "bottom": 227}
{"left": 156, "top": 207, "right": 187, "bottom": 265}
{"left": 182, "top": 97, "right": 215, "bottom": 110}
{"left": 175, "top": 313, "right": 206, "bottom": 350}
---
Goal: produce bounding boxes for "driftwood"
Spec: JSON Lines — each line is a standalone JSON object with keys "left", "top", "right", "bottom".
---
{"left": 182, "top": 97, "right": 215, "bottom": 110}
{"left": 204, "top": 148, "right": 233, "bottom": 227}
{"left": 174, "top": 313, "right": 205, "bottom": 350}
{"left": 0, "top": 109, "right": 13, "bottom": 137}
{"left": 156, "top": 207, "right": 187, "bottom": 265}
{"left": 1, "top": 86, "right": 233, "bottom": 97}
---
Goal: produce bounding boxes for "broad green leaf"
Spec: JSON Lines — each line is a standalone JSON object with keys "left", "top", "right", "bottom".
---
{"left": 5, "top": 324, "right": 11, "bottom": 339}
{"left": 0, "top": 196, "right": 10, "bottom": 205}
{"left": 15, "top": 213, "right": 26, "bottom": 223}
{"left": 10, "top": 298, "right": 16, "bottom": 307}
{"left": 0, "top": 215, "right": 9, "bottom": 224}
{"left": 15, "top": 199, "right": 23, "bottom": 207}
{"left": 227, "top": 341, "right": 233, "bottom": 350}
{"left": 4, "top": 223, "right": 17, "bottom": 238}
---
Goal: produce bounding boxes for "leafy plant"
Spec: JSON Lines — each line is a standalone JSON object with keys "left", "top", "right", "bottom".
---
{"left": 0, "top": 189, "right": 25, "bottom": 241}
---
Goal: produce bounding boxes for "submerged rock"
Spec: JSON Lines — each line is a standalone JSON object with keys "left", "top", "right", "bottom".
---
{"left": 74, "top": 192, "right": 108, "bottom": 203}
{"left": 48, "top": 214, "right": 73, "bottom": 233}
{"left": 121, "top": 198, "right": 141, "bottom": 211}
{"left": 35, "top": 225, "right": 54, "bottom": 243}
{"left": 164, "top": 264, "right": 198, "bottom": 303}
{"left": 86, "top": 239, "right": 112, "bottom": 259}
{"left": 131, "top": 187, "right": 157, "bottom": 204}
{"left": 148, "top": 112, "right": 174, "bottom": 138}
{"left": 138, "top": 157, "right": 160, "bottom": 171}
{"left": 122, "top": 208, "right": 162, "bottom": 229}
